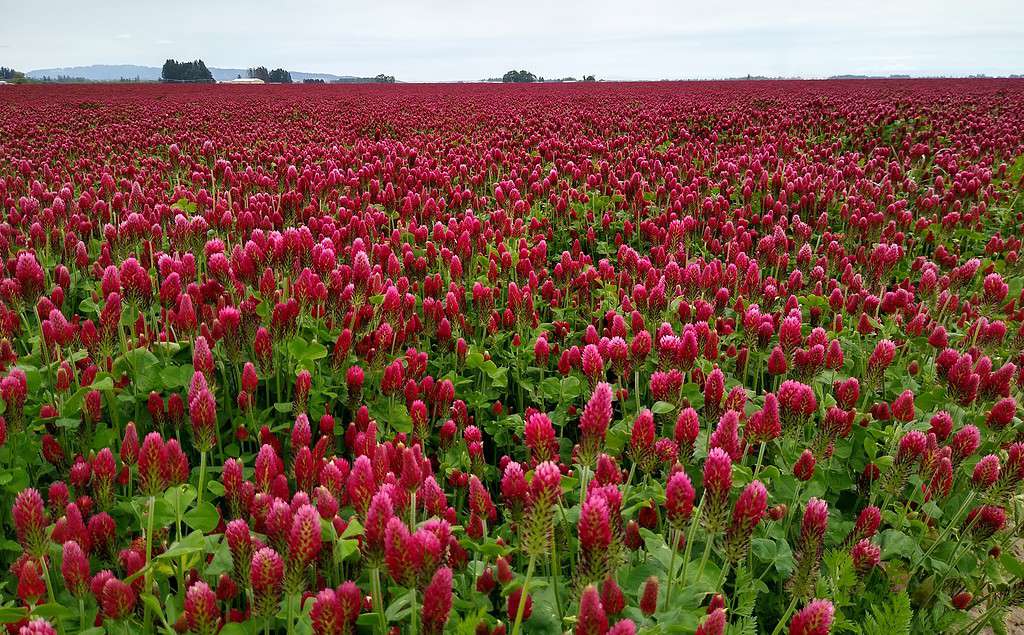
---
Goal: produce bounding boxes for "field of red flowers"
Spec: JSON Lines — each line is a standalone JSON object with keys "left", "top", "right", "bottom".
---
{"left": 0, "top": 79, "right": 1023, "bottom": 635}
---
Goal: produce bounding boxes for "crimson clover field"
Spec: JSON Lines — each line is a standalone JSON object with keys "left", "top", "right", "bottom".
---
{"left": 0, "top": 79, "right": 1023, "bottom": 635}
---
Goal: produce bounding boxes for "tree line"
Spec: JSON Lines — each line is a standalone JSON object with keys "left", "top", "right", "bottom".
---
{"left": 0, "top": 67, "right": 26, "bottom": 81}
{"left": 246, "top": 66, "right": 292, "bottom": 83}
{"left": 500, "top": 70, "right": 597, "bottom": 83}
{"left": 160, "top": 59, "right": 214, "bottom": 83}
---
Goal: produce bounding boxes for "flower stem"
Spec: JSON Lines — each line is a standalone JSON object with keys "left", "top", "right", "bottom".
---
{"left": 665, "top": 528, "right": 679, "bottom": 605}
{"left": 752, "top": 443, "right": 767, "bottom": 480}
{"left": 677, "top": 496, "right": 705, "bottom": 589}
{"left": 409, "top": 589, "right": 419, "bottom": 635}
{"left": 511, "top": 554, "right": 537, "bottom": 635}
{"left": 143, "top": 494, "right": 156, "bottom": 632}
{"left": 370, "top": 567, "right": 386, "bottom": 635}
{"left": 770, "top": 597, "right": 799, "bottom": 635}
{"left": 196, "top": 450, "right": 207, "bottom": 507}
{"left": 909, "top": 491, "right": 975, "bottom": 575}
{"left": 695, "top": 532, "right": 716, "bottom": 586}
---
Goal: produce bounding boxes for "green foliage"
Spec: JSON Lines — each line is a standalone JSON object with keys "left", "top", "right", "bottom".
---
{"left": 861, "top": 592, "right": 911, "bottom": 635}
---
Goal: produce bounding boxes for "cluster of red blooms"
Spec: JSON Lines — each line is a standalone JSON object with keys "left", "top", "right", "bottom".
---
{"left": 1, "top": 79, "right": 1023, "bottom": 634}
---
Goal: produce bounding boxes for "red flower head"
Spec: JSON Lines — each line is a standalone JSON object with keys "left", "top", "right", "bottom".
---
{"left": 577, "top": 585, "right": 609, "bottom": 635}
{"left": 250, "top": 547, "right": 284, "bottom": 617}
{"left": 601, "top": 575, "right": 625, "bottom": 616}
{"left": 289, "top": 503, "right": 323, "bottom": 565}
{"left": 788, "top": 599, "right": 834, "bottom": 635}
{"left": 639, "top": 576, "right": 659, "bottom": 616}
{"left": 629, "top": 409, "right": 657, "bottom": 470}
{"left": 665, "top": 470, "right": 695, "bottom": 529}
{"left": 421, "top": 566, "right": 453, "bottom": 635}
{"left": 890, "top": 390, "right": 915, "bottom": 422}
{"left": 17, "top": 558, "right": 46, "bottom": 605}
{"left": 101, "top": 577, "right": 136, "bottom": 620}
{"left": 850, "top": 539, "right": 880, "bottom": 576}
{"left": 525, "top": 412, "right": 558, "bottom": 464}
{"left": 972, "top": 454, "right": 1001, "bottom": 490}
{"left": 724, "top": 480, "right": 768, "bottom": 562}
{"left": 188, "top": 373, "right": 218, "bottom": 451}
{"left": 674, "top": 407, "right": 700, "bottom": 462}
{"left": 965, "top": 505, "right": 1006, "bottom": 541}
{"left": 579, "top": 382, "right": 613, "bottom": 463}
{"left": 794, "top": 449, "right": 816, "bottom": 482}
{"left": 949, "top": 425, "right": 981, "bottom": 465}
{"left": 13, "top": 488, "right": 48, "bottom": 556}
{"left": 695, "top": 608, "right": 727, "bottom": 635}
{"left": 18, "top": 619, "right": 57, "bottom": 635}
{"left": 138, "top": 432, "right": 166, "bottom": 496}
{"left": 709, "top": 410, "right": 744, "bottom": 462}
{"left": 185, "top": 581, "right": 219, "bottom": 635}
{"left": 61, "top": 540, "right": 90, "bottom": 597}
{"left": 578, "top": 491, "right": 612, "bottom": 552}
{"left": 702, "top": 447, "right": 733, "bottom": 532}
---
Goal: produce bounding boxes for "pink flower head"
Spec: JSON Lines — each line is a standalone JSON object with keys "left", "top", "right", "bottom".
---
{"left": 525, "top": 412, "right": 558, "bottom": 464}
{"left": 665, "top": 470, "right": 695, "bottom": 528}
{"left": 289, "top": 504, "right": 323, "bottom": 565}
{"left": 250, "top": 547, "right": 284, "bottom": 616}
{"left": 724, "top": 480, "right": 768, "bottom": 562}
{"left": 709, "top": 410, "right": 744, "bottom": 462}
{"left": 61, "top": 540, "right": 90, "bottom": 597}
{"left": 579, "top": 382, "right": 613, "bottom": 462}
{"left": 789, "top": 599, "right": 834, "bottom": 635}
{"left": 137, "top": 432, "right": 167, "bottom": 496}
{"left": 578, "top": 491, "right": 612, "bottom": 552}
{"left": 702, "top": 448, "right": 733, "bottom": 531}
{"left": 639, "top": 576, "right": 659, "bottom": 616}
{"left": 12, "top": 488, "right": 47, "bottom": 556}
{"left": 421, "top": 567, "right": 453, "bottom": 635}
{"left": 577, "top": 585, "right": 609, "bottom": 635}
{"left": 695, "top": 608, "right": 727, "bottom": 635}
{"left": 184, "top": 581, "right": 219, "bottom": 635}
{"left": 972, "top": 454, "right": 1001, "bottom": 490}
{"left": 850, "top": 539, "right": 881, "bottom": 576}
{"left": 674, "top": 407, "right": 700, "bottom": 461}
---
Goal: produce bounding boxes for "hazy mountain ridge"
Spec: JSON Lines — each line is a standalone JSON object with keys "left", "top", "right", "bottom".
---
{"left": 25, "top": 64, "right": 350, "bottom": 82}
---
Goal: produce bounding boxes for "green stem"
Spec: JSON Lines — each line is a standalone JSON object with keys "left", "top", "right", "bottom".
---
{"left": 665, "top": 528, "right": 679, "bottom": 605}
{"left": 409, "top": 492, "right": 417, "bottom": 530}
{"left": 143, "top": 495, "right": 156, "bottom": 632}
{"left": 677, "top": 496, "right": 704, "bottom": 588}
{"left": 621, "top": 462, "right": 638, "bottom": 505}
{"left": 770, "top": 597, "right": 799, "bottom": 635}
{"left": 286, "top": 594, "right": 294, "bottom": 635}
{"left": 371, "top": 567, "right": 386, "bottom": 635}
{"left": 550, "top": 535, "right": 564, "bottom": 624}
{"left": 752, "top": 443, "right": 767, "bottom": 480}
{"left": 716, "top": 560, "right": 731, "bottom": 592}
{"left": 695, "top": 532, "right": 715, "bottom": 586}
{"left": 511, "top": 554, "right": 537, "bottom": 635}
{"left": 409, "top": 589, "right": 419, "bottom": 635}
{"left": 909, "top": 491, "right": 976, "bottom": 575}
{"left": 196, "top": 450, "right": 207, "bottom": 507}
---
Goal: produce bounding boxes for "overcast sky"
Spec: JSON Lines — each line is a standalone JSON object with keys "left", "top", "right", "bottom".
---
{"left": 2, "top": 0, "right": 1022, "bottom": 81}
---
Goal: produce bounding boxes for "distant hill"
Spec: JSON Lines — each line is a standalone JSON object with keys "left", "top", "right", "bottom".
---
{"left": 25, "top": 64, "right": 352, "bottom": 82}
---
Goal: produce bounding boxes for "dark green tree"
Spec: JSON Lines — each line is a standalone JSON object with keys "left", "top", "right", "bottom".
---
{"left": 502, "top": 70, "right": 538, "bottom": 83}
{"left": 161, "top": 59, "right": 214, "bottom": 82}
{"left": 0, "top": 67, "right": 25, "bottom": 81}
{"left": 268, "top": 68, "right": 292, "bottom": 83}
